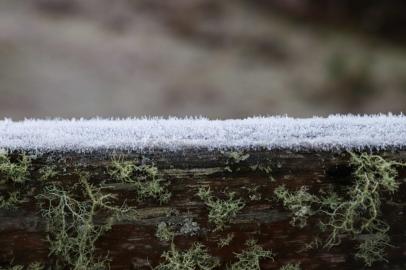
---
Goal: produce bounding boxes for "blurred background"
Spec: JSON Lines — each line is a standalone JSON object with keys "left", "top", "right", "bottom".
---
{"left": 0, "top": 0, "right": 406, "bottom": 119}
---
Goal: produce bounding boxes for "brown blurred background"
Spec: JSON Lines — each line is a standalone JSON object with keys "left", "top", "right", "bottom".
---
{"left": 0, "top": 0, "right": 405, "bottom": 119}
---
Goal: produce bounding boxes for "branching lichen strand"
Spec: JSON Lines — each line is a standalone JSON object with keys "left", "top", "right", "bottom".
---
{"left": 156, "top": 222, "right": 175, "bottom": 242}
{"left": 0, "top": 150, "right": 31, "bottom": 183}
{"left": 355, "top": 233, "right": 392, "bottom": 267}
{"left": 323, "top": 152, "right": 405, "bottom": 249}
{"left": 155, "top": 243, "right": 220, "bottom": 270}
{"left": 108, "top": 156, "right": 171, "bottom": 204}
{"left": 228, "top": 239, "right": 274, "bottom": 270}
{"left": 39, "top": 165, "right": 58, "bottom": 181}
{"left": 218, "top": 233, "right": 235, "bottom": 248}
{"left": 274, "top": 152, "right": 405, "bottom": 266}
{"left": 274, "top": 185, "right": 317, "bottom": 228}
{"left": 38, "top": 172, "right": 137, "bottom": 270}
{"left": 197, "top": 186, "right": 245, "bottom": 231}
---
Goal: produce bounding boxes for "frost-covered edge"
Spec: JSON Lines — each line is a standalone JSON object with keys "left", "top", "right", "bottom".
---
{"left": 0, "top": 114, "right": 405, "bottom": 153}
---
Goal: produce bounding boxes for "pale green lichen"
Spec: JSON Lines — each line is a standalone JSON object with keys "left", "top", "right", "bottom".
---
{"left": 154, "top": 242, "right": 220, "bottom": 270}
{"left": 197, "top": 186, "right": 245, "bottom": 231}
{"left": 245, "top": 185, "right": 262, "bottom": 201}
{"left": 250, "top": 160, "right": 275, "bottom": 181}
{"left": 0, "top": 191, "right": 23, "bottom": 209}
{"left": 109, "top": 156, "right": 136, "bottom": 180}
{"left": 274, "top": 185, "right": 342, "bottom": 229}
{"left": 298, "top": 237, "right": 322, "bottom": 253}
{"left": 0, "top": 150, "right": 31, "bottom": 184}
{"left": 37, "top": 172, "right": 137, "bottom": 270}
{"left": 279, "top": 263, "right": 301, "bottom": 270}
{"left": 0, "top": 262, "right": 43, "bottom": 270}
{"left": 218, "top": 233, "right": 235, "bottom": 248}
{"left": 228, "top": 239, "right": 274, "bottom": 270}
{"left": 27, "top": 262, "right": 43, "bottom": 270}
{"left": 108, "top": 156, "right": 171, "bottom": 204}
{"left": 223, "top": 151, "right": 250, "bottom": 172}
{"left": 39, "top": 165, "right": 58, "bottom": 181}
{"left": 156, "top": 222, "right": 175, "bottom": 242}
{"left": 322, "top": 152, "right": 405, "bottom": 249}
{"left": 274, "top": 185, "right": 317, "bottom": 228}
{"left": 355, "top": 233, "right": 392, "bottom": 267}
{"left": 275, "top": 152, "right": 406, "bottom": 266}
{"left": 0, "top": 151, "right": 30, "bottom": 209}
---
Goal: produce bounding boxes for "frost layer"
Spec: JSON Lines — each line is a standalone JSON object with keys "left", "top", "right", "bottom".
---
{"left": 0, "top": 115, "right": 405, "bottom": 152}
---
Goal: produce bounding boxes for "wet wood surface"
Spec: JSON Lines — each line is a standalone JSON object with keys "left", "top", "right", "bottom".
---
{"left": 0, "top": 148, "right": 406, "bottom": 269}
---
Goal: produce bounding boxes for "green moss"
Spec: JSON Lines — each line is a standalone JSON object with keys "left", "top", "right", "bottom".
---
{"left": 156, "top": 222, "right": 175, "bottom": 242}
{"left": 108, "top": 156, "right": 171, "bottom": 204}
{"left": 0, "top": 150, "right": 31, "bottom": 184}
{"left": 218, "top": 233, "right": 234, "bottom": 248}
{"left": 155, "top": 242, "right": 220, "bottom": 270}
{"left": 197, "top": 186, "right": 245, "bottom": 231}
{"left": 228, "top": 239, "right": 274, "bottom": 270}
{"left": 279, "top": 263, "right": 301, "bottom": 270}
{"left": 37, "top": 172, "right": 137, "bottom": 270}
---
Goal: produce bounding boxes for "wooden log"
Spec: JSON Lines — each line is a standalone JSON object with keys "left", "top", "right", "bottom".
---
{"left": 0, "top": 116, "right": 405, "bottom": 269}
{"left": 0, "top": 149, "right": 405, "bottom": 269}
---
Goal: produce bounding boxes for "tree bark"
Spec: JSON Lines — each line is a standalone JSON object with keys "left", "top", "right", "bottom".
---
{"left": 0, "top": 148, "right": 405, "bottom": 269}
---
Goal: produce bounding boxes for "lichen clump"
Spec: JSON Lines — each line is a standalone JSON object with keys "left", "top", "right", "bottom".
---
{"left": 38, "top": 172, "right": 137, "bottom": 270}
{"left": 197, "top": 186, "right": 245, "bottom": 231}
{"left": 274, "top": 185, "right": 316, "bottom": 228}
{"left": 279, "top": 263, "right": 301, "bottom": 270}
{"left": 155, "top": 243, "right": 220, "bottom": 270}
{"left": 108, "top": 156, "right": 171, "bottom": 204}
{"left": 0, "top": 150, "right": 31, "bottom": 210}
{"left": 0, "top": 191, "right": 23, "bottom": 209}
{"left": 0, "top": 150, "right": 31, "bottom": 183}
{"left": 250, "top": 160, "right": 275, "bottom": 181}
{"left": 355, "top": 233, "right": 391, "bottom": 267}
{"left": 274, "top": 152, "right": 406, "bottom": 266}
{"left": 0, "top": 262, "right": 44, "bottom": 270}
{"left": 229, "top": 240, "right": 274, "bottom": 270}
{"left": 224, "top": 151, "right": 250, "bottom": 172}
{"left": 156, "top": 222, "right": 175, "bottom": 242}
{"left": 218, "top": 233, "right": 235, "bottom": 248}
{"left": 39, "top": 165, "right": 58, "bottom": 181}
{"left": 323, "top": 153, "right": 403, "bottom": 248}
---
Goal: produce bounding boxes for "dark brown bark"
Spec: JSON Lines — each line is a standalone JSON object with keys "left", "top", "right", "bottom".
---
{"left": 0, "top": 148, "right": 405, "bottom": 269}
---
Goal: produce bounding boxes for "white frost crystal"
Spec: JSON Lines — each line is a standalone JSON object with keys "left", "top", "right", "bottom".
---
{"left": 0, "top": 114, "right": 405, "bottom": 152}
